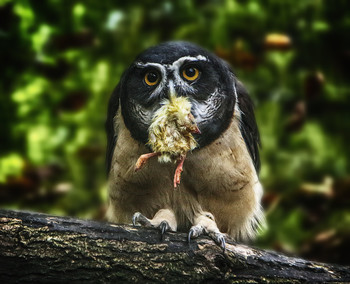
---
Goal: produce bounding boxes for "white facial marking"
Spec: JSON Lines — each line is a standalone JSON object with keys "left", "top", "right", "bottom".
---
{"left": 169, "top": 55, "right": 208, "bottom": 94}
{"left": 137, "top": 55, "right": 208, "bottom": 97}
{"left": 233, "top": 83, "right": 242, "bottom": 120}
{"left": 191, "top": 88, "right": 223, "bottom": 120}
{"left": 135, "top": 62, "right": 167, "bottom": 98}
{"left": 168, "top": 79, "right": 176, "bottom": 96}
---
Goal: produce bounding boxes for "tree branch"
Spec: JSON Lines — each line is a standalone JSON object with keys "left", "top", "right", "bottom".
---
{"left": 0, "top": 209, "right": 349, "bottom": 283}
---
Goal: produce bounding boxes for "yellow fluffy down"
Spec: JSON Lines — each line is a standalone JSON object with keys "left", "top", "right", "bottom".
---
{"left": 148, "top": 95, "right": 198, "bottom": 163}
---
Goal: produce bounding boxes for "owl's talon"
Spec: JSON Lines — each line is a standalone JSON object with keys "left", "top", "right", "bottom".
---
{"left": 132, "top": 212, "right": 138, "bottom": 226}
{"left": 160, "top": 221, "right": 169, "bottom": 235}
{"left": 218, "top": 234, "right": 226, "bottom": 252}
{"left": 208, "top": 232, "right": 226, "bottom": 252}
{"left": 187, "top": 229, "right": 194, "bottom": 244}
{"left": 132, "top": 212, "right": 152, "bottom": 227}
{"left": 159, "top": 220, "right": 170, "bottom": 240}
{"left": 188, "top": 224, "right": 226, "bottom": 251}
{"left": 188, "top": 225, "right": 205, "bottom": 244}
{"left": 132, "top": 212, "right": 173, "bottom": 241}
{"left": 188, "top": 230, "right": 193, "bottom": 244}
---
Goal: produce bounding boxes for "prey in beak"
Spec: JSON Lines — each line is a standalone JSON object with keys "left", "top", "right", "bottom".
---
{"left": 135, "top": 94, "right": 200, "bottom": 188}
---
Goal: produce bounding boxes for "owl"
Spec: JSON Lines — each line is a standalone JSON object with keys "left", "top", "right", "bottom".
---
{"left": 106, "top": 41, "right": 265, "bottom": 248}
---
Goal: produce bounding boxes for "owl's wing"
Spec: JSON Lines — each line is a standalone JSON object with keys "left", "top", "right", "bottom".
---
{"left": 236, "top": 80, "right": 261, "bottom": 173}
{"left": 105, "top": 83, "right": 121, "bottom": 175}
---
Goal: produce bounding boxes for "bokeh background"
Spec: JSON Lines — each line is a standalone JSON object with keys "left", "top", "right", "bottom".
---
{"left": 1, "top": 0, "right": 349, "bottom": 265}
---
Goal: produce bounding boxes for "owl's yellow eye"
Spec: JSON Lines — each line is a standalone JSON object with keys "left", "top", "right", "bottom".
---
{"left": 144, "top": 71, "right": 160, "bottom": 86}
{"left": 182, "top": 67, "right": 200, "bottom": 81}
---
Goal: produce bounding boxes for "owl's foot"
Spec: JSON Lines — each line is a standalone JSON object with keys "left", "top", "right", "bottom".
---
{"left": 132, "top": 209, "right": 177, "bottom": 240}
{"left": 188, "top": 225, "right": 226, "bottom": 251}
{"left": 174, "top": 155, "right": 186, "bottom": 188}
{"left": 134, "top": 152, "right": 159, "bottom": 172}
{"left": 188, "top": 212, "right": 226, "bottom": 251}
{"left": 132, "top": 212, "right": 152, "bottom": 227}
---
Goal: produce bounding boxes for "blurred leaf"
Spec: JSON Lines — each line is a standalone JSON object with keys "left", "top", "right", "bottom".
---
{"left": 0, "top": 154, "right": 24, "bottom": 183}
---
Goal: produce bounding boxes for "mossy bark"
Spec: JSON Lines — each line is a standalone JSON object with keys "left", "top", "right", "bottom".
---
{"left": 0, "top": 209, "right": 349, "bottom": 283}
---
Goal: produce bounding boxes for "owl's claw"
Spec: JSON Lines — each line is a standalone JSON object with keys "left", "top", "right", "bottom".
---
{"left": 209, "top": 232, "right": 226, "bottom": 252}
{"left": 160, "top": 221, "right": 169, "bottom": 235}
{"left": 132, "top": 212, "right": 152, "bottom": 227}
{"left": 188, "top": 230, "right": 192, "bottom": 243}
{"left": 188, "top": 225, "right": 205, "bottom": 240}
{"left": 132, "top": 212, "right": 171, "bottom": 240}
{"left": 188, "top": 225, "right": 205, "bottom": 244}
{"left": 159, "top": 220, "right": 170, "bottom": 240}
{"left": 187, "top": 225, "right": 226, "bottom": 252}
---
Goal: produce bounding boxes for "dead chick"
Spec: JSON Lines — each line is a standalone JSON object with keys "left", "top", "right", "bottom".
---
{"left": 135, "top": 94, "right": 200, "bottom": 188}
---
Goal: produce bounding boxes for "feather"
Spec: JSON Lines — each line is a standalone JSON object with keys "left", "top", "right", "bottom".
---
{"left": 105, "top": 84, "right": 121, "bottom": 175}
{"left": 235, "top": 80, "right": 261, "bottom": 173}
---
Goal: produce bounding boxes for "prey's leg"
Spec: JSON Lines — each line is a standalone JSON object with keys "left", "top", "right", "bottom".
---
{"left": 134, "top": 152, "right": 159, "bottom": 171}
{"left": 188, "top": 212, "right": 226, "bottom": 251}
{"left": 132, "top": 209, "right": 177, "bottom": 240}
{"left": 174, "top": 155, "right": 186, "bottom": 188}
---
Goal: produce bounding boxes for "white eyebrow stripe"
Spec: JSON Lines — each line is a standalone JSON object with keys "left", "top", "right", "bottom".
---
{"left": 169, "top": 55, "right": 208, "bottom": 71}
{"left": 135, "top": 62, "right": 165, "bottom": 70}
{"left": 135, "top": 55, "right": 207, "bottom": 72}
{"left": 135, "top": 62, "right": 167, "bottom": 79}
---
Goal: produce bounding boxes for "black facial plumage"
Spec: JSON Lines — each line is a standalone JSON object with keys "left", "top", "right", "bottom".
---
{"left": 106, "top": 41, "right": 260, "bottom": 174}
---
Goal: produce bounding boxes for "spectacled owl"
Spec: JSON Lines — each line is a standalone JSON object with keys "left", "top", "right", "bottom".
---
{"left": 106, "top": 41, "right": 265, "bottom": 248}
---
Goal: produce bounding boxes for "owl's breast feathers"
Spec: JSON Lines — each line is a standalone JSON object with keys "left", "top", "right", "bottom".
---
{"left": 109, "top": 110, "right": 264, "bottom": 240}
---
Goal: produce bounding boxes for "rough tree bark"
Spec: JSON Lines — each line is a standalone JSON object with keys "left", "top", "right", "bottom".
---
{"left": 0, "top": 209, "right": 349, "bottom": 283}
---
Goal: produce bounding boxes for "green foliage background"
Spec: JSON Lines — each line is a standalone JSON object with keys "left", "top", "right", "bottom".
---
{"left": 1, "top": 0, "right": 349, "bottom": 265}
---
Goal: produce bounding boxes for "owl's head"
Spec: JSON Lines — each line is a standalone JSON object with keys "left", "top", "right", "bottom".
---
{"left": 117, "top": 41, "right": 237, "bottom": 148}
